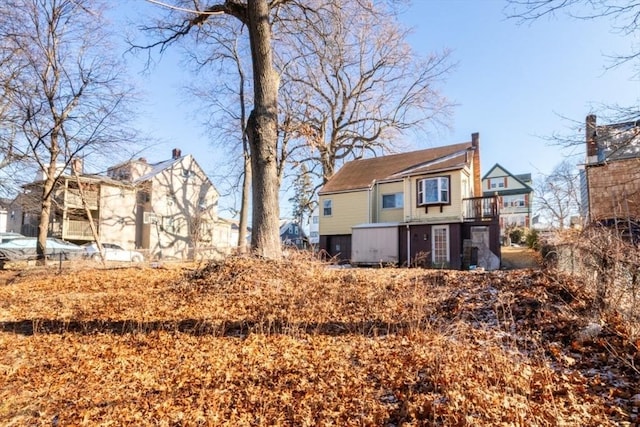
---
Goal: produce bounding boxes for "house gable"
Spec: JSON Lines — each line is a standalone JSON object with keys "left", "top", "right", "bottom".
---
{"left": 319, "top": 142, "right": 474, "bottom": 195}
{"left": 482, "top": 163, "right": 533, "bottom": 196}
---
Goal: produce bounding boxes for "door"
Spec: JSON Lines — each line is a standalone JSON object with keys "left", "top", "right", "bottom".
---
{"left": 432, "top": 225, "right": 450, "bottom": 267}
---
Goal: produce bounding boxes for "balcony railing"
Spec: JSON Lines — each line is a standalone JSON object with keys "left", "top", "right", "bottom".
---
{"left": 65, "top": 189, "right": 98, "bottom": 209}
{"left": 62, "top": 219, "right": 95, "bottom": 240}
{"left": 462, "top": 196, "right": 499, "bottom": 222}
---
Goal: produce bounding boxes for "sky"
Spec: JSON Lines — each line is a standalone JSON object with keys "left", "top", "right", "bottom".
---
{"left": 117, "top": 0, "right": 639, "bottom": 213}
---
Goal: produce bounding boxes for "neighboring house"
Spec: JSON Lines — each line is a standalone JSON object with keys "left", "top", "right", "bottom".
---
{"left": 318, "top": 133, "right": 501, "bottom": 270}
{"left": 0, "top": 198, "right": 9, "bottom": 233}
{"left": 308, "top": 206, "right": 319, "bottom": 247}
{"left": 482, "top": 164, "right": 533, "bottom": 240}
{"left": 15, "top": 149, "right": 224, "bottom": 259}
{"left": 280, "top": 219, "right": 307, "bottom": 249}
{"left": 581, "top": 114, "right": 640, "bottom": 236}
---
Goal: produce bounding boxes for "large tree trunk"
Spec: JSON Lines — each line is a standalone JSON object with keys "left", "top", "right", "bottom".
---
{"left": 36, "top": 155, "right": 59, "bottom": 265}
{"left": 246, "top": 0, "right": 281, "bottom": 258}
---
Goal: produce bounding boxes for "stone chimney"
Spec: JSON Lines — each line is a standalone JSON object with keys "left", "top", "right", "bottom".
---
{"left": 172, "top": 148, "right": 182, "bottom": 159}
{"left": 586, "top": 114, "right": 598, "bottom": 161}
{"left": 471, "top": 132, "right": 481, "bottom": 196}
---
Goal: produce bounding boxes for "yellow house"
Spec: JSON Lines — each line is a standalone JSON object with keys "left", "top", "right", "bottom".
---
{"left": 318, "top": 133, "right": 501, "bottom": 269}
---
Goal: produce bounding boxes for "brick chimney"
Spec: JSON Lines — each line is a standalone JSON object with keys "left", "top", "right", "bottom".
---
{"left": 586, "top": 114, "right": 598, "bottom": 161}
{"left": 471, "top": 132, "right": 481, "bottom": 196}
{"left": 172, "top": 148, "right": 182, "bottom": 159}
{"left": 71, "top": 158, "right": 83, "bottom": 175}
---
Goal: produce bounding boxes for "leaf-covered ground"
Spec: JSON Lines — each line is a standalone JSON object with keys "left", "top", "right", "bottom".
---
{"left": 0, "top": 257, "right": 638, "bottom": 426}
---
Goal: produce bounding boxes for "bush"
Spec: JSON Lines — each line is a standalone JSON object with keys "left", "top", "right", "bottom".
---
{"left": 525, "top": 228, "right": 539, "bottom": 249}
{"left": 508, "top": 227, "right": 524, "bottom": 244}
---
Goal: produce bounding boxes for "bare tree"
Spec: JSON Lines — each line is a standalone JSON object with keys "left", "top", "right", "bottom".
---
{"left": 184, "top": 20, "right": 252, "bottom": 253}
{"left": 0, "top": 0, "right": 135, "bottom": 264}
{"left": 507, "top": 0, "right": 640, "bottom": 121}
{"left": 278, "top": 0, "right": 454, "bottom": 186}
{"left": 0, "top": 25, "right": 30, "bottom": 189}
{"left": 138, "top": 0, "right": 298, "bottom": 259}
{"left": 534, "top": 159, "right": 582, "bottom": 230}
{"left": 137, "top": 1, "right": 433, "bottom": 258}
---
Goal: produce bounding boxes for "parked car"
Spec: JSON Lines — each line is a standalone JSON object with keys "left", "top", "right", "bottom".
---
{"left": 0, "top": 237, "right": 83, "bottom": 261}
{"left": 0, "top": 232, "right": 24, "bottom": 244}
{"left": 82, "top": 242, "right": 144, "bottom": 262}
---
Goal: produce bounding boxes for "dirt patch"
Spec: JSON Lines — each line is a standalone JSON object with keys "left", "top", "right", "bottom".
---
{"left": 501, "top": 245, "right": 540, "bottom": 269}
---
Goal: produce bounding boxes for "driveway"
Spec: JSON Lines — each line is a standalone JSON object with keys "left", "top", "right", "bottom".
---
{"left": 501, "top": 245, "right": 540, "bottom": 269}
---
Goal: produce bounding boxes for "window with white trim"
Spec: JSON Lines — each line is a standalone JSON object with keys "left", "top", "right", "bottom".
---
{"left": 502, "top": 195, "right": 526, "bottom": 208}
{"left": 489, "top": 178, "right": 506, "bottom": 189}
{"left": 382, "top": 193, "right": 404, "bottom": 209}
{"left": 418, "top": 177, "right": 449, "bottom": 205}
{"left": 432, "top": 225, "right": 450, "bottom": 264}
{"left": 323, "top": 199, "right": 332, "bottom": 216}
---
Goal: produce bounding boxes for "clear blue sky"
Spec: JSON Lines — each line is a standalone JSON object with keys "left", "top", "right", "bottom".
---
{"left": 120, "top": 0, "right": 639, "bottom": 197}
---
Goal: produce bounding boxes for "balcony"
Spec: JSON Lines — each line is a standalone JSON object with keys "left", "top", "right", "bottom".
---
{"left": 462, "top": 196, "right": 499, "bottom": 222}
{"left": 62, "top": 219, "right": 95, "bottom": 241}
{"left": 65, "top": 189, "right": 98, "bottom": 209}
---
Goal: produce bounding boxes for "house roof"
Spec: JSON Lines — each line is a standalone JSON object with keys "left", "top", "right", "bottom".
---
{"left": 482, "top": 163, "right": 533, "bottom": 191}
{"left": 319, "top": 142, "right": 473, "bottom": 194}
{"left": 133, "top": 156, "right": 187, "bottom": 184}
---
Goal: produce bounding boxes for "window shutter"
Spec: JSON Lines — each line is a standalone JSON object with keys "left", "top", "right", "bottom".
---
{"left": 487, "top": 180, "right": 491, "bottom": 189}
{"left": 503, "top": 177, "right": 507, "bottom": 187}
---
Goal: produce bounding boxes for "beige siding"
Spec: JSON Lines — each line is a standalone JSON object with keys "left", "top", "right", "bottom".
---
{"left": 376, "top": 181, "right": 405, "bottom": 223}
{"left": 482, "top": 166, "right": 529, "bottom": 192}
{"left": 146, "top": 155, "right": 220, "bottom": 259}
{"left": 99, "top": 184, "right": 138, "bottom": 249}
{"left": 319, "top": 190, "right": 369, "bottom": 235}
{"left": 406, "top": 170, "right": 466, "bottom": 223}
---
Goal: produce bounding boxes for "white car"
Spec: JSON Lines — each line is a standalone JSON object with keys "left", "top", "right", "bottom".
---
{"left": 83, "top": 242, "right": 144, "bottom": 262}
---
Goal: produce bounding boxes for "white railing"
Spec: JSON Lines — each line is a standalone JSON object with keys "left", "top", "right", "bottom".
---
{"left": 63, "top": 219, "right": 94, "bottom": 239}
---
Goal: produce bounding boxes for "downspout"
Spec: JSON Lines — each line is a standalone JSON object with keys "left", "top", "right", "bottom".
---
{"left": 368, "top": 179, "right": 376, "bottom": 223}
{"left": 406, "top": 224, "right": 411, "bottom": 267}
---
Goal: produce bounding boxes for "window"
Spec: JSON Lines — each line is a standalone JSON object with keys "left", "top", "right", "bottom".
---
{"left": 382, "top": 193, "right": 404, "bottom": 209}
{"left": 182, "top": 169, "right": 196, "bottom": 180}
{"left": 432, "top": 225, "right": 450, "bottom": 264}
{"left": 310, "top": 231, "right": 319, "bottom": 238}
{"left": 503, "top": 195, "right": 526, "bottom": 208}
{"left": 163, "top": 216, "right": 180, "bottom": 233}
{"left": 418, "top": 177, "right": 449, "bottom": 205}
{"left": 323, "top": 199, "right": 332, "bottom": 216}
{"left": 489, "top": 178, "right": 506, "bottom": 189}
{"left": 312, "top": 216, "right": 319, "bottom": 224}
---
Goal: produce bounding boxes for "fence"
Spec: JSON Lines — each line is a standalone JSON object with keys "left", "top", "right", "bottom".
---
{"left": 543, "top": 229, "right": 640, "bottom": 337}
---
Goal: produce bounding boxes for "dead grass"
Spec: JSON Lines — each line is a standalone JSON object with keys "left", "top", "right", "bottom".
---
{"left": 0, "top": 255, "right": 636, "bottom": 426}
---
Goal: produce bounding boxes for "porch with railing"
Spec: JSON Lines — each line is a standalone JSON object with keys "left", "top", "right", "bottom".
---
{"left": 65, "top": 189, "right": 98, "bottom": 209}
{"left": 62, "top": 219, "right": 95, "bottom": 240}
{"left": 462, "top": 196, "right": 499, "bottom": 222}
